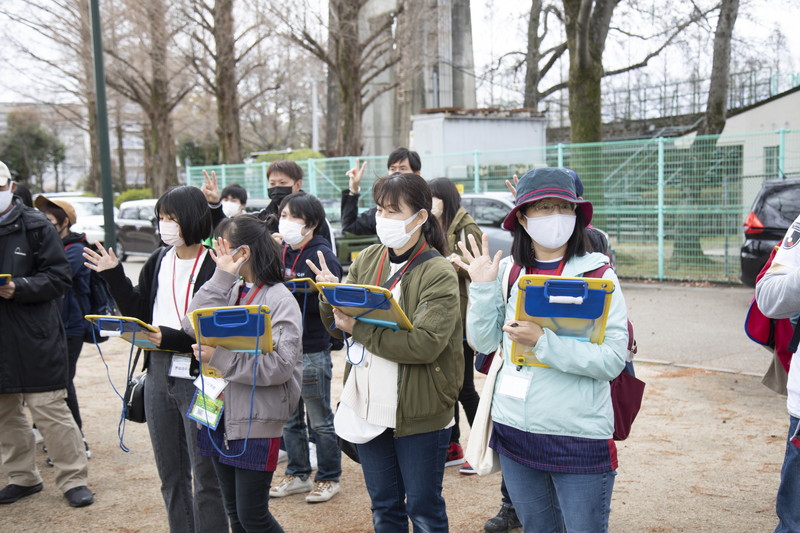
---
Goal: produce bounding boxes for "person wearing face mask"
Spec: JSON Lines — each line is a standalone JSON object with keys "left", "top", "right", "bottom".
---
{"left": 34, "top": 196, "right": 93, "bottom": 457}
{"left": 268, "top": 193, "right": 344, "bottom": 503}
{"left": 455, "top": 167, "right": 629, "bottom": 533}
{"left": 428, "top": 177, "right": 483, "bottom": 473}
{"left": 83, "top": 185, "right": 228, "bottom": 533}
{"left": 220, "top": 183, "right": 248, "bottom": 218}
{"left": 0, "top": 162, "right": 96, "bottom": 508}
{"left": 311, "top": 173, "right": 463, "bottom": 533}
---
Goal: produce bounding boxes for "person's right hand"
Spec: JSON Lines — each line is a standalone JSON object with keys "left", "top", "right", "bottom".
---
{"left": 306, "top": 251, "right": 339, "bottom": 284}
{"left": 453, "top": 233, "right": 503, "bottom": 283}
{"left": 346, "top": 159, "right": 367, "bottom": 195}
{"left": 83, "top": 241, "right": 120, "bottom": 272}
{"left": 271, "top": 232, "right": 284, "bottom": 247}
{"left": 505, "top": 174, "right": 519, "bottom": 196}
{"left": 209, "top": 237, "right": 247, "bottom": 276}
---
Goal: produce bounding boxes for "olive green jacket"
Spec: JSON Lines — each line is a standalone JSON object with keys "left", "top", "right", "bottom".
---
{"left": 320, "top": 237, "right": 464, "bottom": 437}
{"left": 445, "top": 207, "right": 483, "bottom": 326}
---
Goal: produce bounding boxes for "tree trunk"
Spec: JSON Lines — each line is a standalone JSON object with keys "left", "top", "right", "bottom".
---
{"left": 214, "top": 0, "right": 241, "bottom": 163}
{"left": 699, "top": 0, "right": 739, "bottom": 136}
{"left": 523, "top": 0, "right": 543, "bottom": 109}
{"left": 329, "top": 0, "right": 364, "bottom": 157}
{"left": 115, "top": 103, "right": 127, "bottom": 192}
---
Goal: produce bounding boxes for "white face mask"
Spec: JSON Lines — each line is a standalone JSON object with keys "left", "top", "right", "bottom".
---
{"left": 0, "top": 189, "right": 12, "bottom": 213}
{"left": 431, "top": 198, "right": 443, "bottom": 218}
{"left": 375, "top": 211, "right": 424, "bottom": 249}
{"left": 159, "top": 220, "right": 185, "bottom": 247}
{"left": 524, "top": 214, "right": 576, "bottom": 250}
{"left": 278, "top": 219, "right": 308, "bottom": 246}
{"left": 221, "top": 200, "right": 241, "bottom": 218}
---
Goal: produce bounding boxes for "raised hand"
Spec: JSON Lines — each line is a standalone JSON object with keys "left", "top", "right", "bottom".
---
{"left": 201, "top": 170, "right": 221, "bottom": 204}
{"left": 346, "top": 159, "right": 368, "bottom": 194}
{"left": 83, "top": 241, "right": 120, "bottom": 272}
{"left": 452, "top": 233, "right": 503, "bottom": 283}
{"left": 305, "top": 250, "right": 339, "bottom": 283}
{"left": 209, "top": 237, "right": 247, "bottom": 275}
{"left": 505, "top": 174, "right": 519, "bottom": 196}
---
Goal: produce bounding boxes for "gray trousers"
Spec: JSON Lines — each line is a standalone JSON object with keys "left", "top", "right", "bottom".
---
{"left": 145, "top": 352, "right": 227, "bottom": 533}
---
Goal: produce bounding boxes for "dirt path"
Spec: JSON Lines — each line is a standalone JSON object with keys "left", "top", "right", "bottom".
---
{"left": 0, "top": 339, "right": 789, "bottom": 532}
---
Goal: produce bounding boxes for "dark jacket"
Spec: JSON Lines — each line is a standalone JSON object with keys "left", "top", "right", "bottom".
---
{"left": 340, "top": 190, "right": 377, "bottom": 236}
{"left": 0, "top": 199, "right": 72, "bottom": 393}
{"left": 282, "top": 235, "right": 343, "bottom": 353}
{"left": 61, "top": 232, "right": 91, "bottom": 337}
{"left": 98, "top": 245, "right": 217, "bottom": 369}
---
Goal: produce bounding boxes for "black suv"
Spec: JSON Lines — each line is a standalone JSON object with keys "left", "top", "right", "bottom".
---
{"left": 740, "top": 178, "right": 800, "bottom": 286}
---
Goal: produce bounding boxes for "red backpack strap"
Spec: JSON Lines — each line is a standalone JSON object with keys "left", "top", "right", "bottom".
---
{"left": 583, "top": 264, "right": 611, "bottom": 278}
{"left": 507, "top": 262, "right": 523, "bottom": 297}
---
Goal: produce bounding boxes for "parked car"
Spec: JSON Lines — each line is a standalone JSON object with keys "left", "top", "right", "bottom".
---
{"left": 115, "top": 199, "right": 159, "bottom": 261}
{"left": 461, "top": 192, "right": 515, "bottom": 256}
{"left": 740, "top": 178, "right": 800, "bottom": 286}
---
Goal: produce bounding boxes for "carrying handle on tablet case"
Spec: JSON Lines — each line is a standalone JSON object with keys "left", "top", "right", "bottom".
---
{"left": 212, "top": 308, "right": 250, "bottom": 328}
{"left": 98, "top": 317, "right": 125, "bottom": 332}
{"left": 332, "top": 286, "right": 369, "bottom": 306}
{"left": 543, "top": 279, "right": 588, "bottom": 305}
{"left": 285, "top": 280, "right": 303, "bottom": 293}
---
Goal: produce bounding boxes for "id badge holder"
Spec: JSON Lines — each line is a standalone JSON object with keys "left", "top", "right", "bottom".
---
{"left": 187, "top": 389, "right": 224, "bottom": 430}
{"left": 193, "top": 375, "right": 228, "bottom": 400}
{"left": 496, "top": 369, "right": 532, "bottom": 400}
{"left": 169, "top": 355, "right": 194, "bottom": 379}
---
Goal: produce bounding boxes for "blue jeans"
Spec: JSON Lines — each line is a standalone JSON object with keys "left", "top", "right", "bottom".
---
{"left": 283, "top": 350, "right": 341, "bottom": 482}
{"left": 357, "top": 427, "right": 450, "bottom": 533}
{"left": 775, "top": 415, "right": 800, "bottom": 532}
{"left": 145, "top": 352, "right": 228, "bottom": 533}
{"left": 212, "top": 458, "right": 284, "bottom": 533}
{"left": 499, "top": 454, "right": 615, "bottom": 533}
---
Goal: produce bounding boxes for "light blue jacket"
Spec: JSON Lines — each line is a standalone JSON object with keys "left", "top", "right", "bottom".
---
{"left": 467, "top": 253, "right": 629, "bottom": 440}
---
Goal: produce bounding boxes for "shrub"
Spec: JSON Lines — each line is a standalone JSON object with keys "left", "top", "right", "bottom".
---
{"left": 115, "top": 188, "right": 153, "bottom": 208}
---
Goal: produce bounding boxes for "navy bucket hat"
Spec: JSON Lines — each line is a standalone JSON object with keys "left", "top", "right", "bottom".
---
{"left": 502, "top": 167, "right": 593, "bottom": 231}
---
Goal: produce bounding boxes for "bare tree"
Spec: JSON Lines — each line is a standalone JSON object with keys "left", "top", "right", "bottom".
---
{"left": 698, "top": 0, "right": 739, "bottom": 136}
{"left": 277, "top": 0, "right": 404, "bottom": 156}
{"left": 105, "top": 0, "right": 195, "bottom": 196}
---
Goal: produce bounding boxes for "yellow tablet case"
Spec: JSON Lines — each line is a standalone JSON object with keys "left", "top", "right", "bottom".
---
{"left": 510, "top": 275, "right": 615, "bottom": 367}
{"left": 0, "top": 274, "right": 10, "bottom": 286}
{"left": 84, "top": 314, "right": 174, "bottom": 351}
{"left": 317, "top": 283, "right": 413, "bottom": 331}
{"left": 285, "top": 277, "right": 319, "bottom": 294}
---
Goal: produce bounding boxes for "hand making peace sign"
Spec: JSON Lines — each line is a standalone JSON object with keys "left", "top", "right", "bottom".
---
{"left": 305, "top": 251, "right": 339, "bottom": 284}
{"left": 201, "top": 170, "right": 221, "bottom": 204}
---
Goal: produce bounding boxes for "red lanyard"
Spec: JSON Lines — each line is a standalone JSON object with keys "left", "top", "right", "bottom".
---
{"left": 238, "top": 283, "right": 264, "bottom": 305}
{"left": 375, "top": 243, "right": 428, "bottom": 291}
{"left": 282, "top": 243, "right": 309, "bottom": 277}
{"left": 171, "top": 247, "right": 204, "bottom": 323}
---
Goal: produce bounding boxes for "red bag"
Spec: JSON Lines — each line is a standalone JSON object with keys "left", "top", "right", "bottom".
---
{"left": 609, "top": 363, "right": 645, "bottom": 440}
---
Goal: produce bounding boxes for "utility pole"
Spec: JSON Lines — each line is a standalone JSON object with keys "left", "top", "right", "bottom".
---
{"left": 89, "top": 0, "right": 116, "bottom": 252}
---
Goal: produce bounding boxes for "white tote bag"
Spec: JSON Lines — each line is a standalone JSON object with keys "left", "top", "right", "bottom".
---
{"left": 464, "top": 344, "right": 504, "bottom": 475}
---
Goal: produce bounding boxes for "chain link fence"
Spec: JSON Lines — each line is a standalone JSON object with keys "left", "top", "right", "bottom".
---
{"left": 187, "top": 128, "right": 800, "bottom": 283}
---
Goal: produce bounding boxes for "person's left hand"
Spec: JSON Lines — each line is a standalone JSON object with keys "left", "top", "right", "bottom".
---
{"left": 502, "top": 320, "right": 544, "bottom": 347}
{"left": 210, "top": 237, "right": 246, "bottom": 275}
{"left": 142, "top": 327, "right": 162, "bottom": 348}
{"left": 192, "top": 344, "right": 216, "bottom": 364}
{"left": 332, "top": 308, "right": 356, "bottom": 334}
{"left": 0, "top": 280, "right": 15, "bottom": 299}
{"left": 201, "top": 170, "right": 221, "bottom": 204}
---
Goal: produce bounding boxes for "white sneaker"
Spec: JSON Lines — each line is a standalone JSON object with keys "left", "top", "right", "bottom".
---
{"left": 305, "top": 480, "right": 340, "bottom": 503}
{"left": 277, "top": 449, "right": 288, "bottom": 463}
{"left": 269, "top": 475, "right": 313, "bottom": 498}
{"left": 309, "top": 442, "right": 318, "bottom": 470}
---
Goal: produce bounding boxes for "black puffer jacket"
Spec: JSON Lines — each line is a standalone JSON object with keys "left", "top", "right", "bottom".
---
{"left": 0, "top": 199, "right": 72, "bottom": 393}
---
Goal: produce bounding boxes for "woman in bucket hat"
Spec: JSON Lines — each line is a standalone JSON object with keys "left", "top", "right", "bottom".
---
{"left": 455, "top": 167, "right": 629, "bottom": 532}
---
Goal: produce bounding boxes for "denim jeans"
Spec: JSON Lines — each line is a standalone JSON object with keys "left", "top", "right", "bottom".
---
{"left": 357, "top": 427, "right": 450, "bottom": 533}
{"left": 775, "top": 415, "right": 800, "bottom": 533}
{"left": 283, "top": 350, "right": 341, "bottom": 482}
{"left": 499, "top": 454, "right": 615, "bottom": 533}
{"left": 145, "top": 352, "right": 228, "bottom": 533}
{"left": 212, "top": 458, "right": 284, "bottom": 533}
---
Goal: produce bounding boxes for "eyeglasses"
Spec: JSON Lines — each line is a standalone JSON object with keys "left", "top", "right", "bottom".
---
{"left": 529, "top": 201, "right": 576, "bottom": 215}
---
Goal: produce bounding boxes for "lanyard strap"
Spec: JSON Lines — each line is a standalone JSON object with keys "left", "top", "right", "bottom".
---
{"left": 282, "top": 243, "right": 309, "bottom": 277}
{"left": 172, "top": 247, "right": 204, "bottom": 323}
{"left": 375, "top": 243, "right": 430, "bottom": 291}
{"left": 238, "top": 283, "right": 264, "bottom": 305}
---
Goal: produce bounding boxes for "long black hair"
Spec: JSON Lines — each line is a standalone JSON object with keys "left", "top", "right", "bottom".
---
{"left": 428, "top": 177, "right": 461, "bottom": 235}
{"left": 278, "top": 192, "right": 326, "bottom": 237}
{"left": 216, "top": 215, "right": 284, "bottom": 285}
{"left": 511, "top": 204, "right": 589, "bottom": 268}
{"left": 155, "top": 186, "right": 212, "bottom": 246}
{"left": 372, "top": 173, "right": 448, "bottom": 256}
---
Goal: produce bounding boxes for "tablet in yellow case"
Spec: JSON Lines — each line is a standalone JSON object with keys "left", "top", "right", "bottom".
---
{"left": 0, "top": 274, "right": 10, "bottom": 286}
{"left": 317, "top": 283, "right": 413, "bottom": 331}
{"left": 285, "top": 277, "right": 319, "bottom": 294}
{"left": 510, "top": 275, "right": 615, "bottom": 367}
{"left": 84, "top": 314, "right": 174, "bottom": 351}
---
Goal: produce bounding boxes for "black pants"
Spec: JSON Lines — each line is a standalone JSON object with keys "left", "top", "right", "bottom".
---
{"left": 451, "top": 340, "right": 481, "bottom": 444}
{"left": 212, "top": 458, "right": 284, "bottom": 533}
{"left": 65, "top": 335, "right": 84, "bottom": 430}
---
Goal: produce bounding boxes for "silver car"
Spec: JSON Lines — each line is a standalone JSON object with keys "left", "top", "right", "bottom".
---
{"left": 460, "top": 192, "right": 515, "bottom": 257}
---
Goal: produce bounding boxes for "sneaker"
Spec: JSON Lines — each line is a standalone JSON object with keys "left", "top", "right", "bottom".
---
{"left": 269, "top": 475, "right": 313, "bottom": 498}
{"left": 445, "top": 442, "right": 465, "bottom": 467}
{"left": 64, "top": 485, "right": 94, "bottom": 508}
{"left": 459, "top": 461, "right": 477, "bottom": 475}
{"left": 0, "top": 483, "right": 43, "bottom": 504}
{"left": 484, "top": 504, "right": 522, "bottom": 533}
{"left": 305, "top": 480, "right": 340, "bottom": 503}
{"left": 309, "top": 442, "right": 318, "bottom": 470}
{"left": 277, "top": 449, "right": 288, "bottom": 463}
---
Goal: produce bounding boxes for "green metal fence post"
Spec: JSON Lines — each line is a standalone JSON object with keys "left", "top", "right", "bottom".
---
{"left": 308, "top": 160, "right": 318, "bottom": 195}
{"left": 262, "top": 162, "right": 268, "bottom": 197}
{"left": 557, "top": 144, "right": 564, "bottom": 167}
{"left": 657, "top": 137, "right": 665, "bottom": 280}
{"left": 220, "top": 165, "right": 227, "bottom": 188}
{"left": 473, "top": 151, "right": 480, "bottom": 193}
{"left": 186, "top": 164, "right": 193, "bottom": 187}
{"left": 779, "top": 128, "right": 787, "bottom": 178}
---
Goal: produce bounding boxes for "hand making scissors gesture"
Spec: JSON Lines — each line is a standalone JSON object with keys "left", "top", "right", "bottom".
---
{"left": 305, "top": 251, "right": 339, "bottom": 284}
{"left": 452, "top": 233, "right": 504, "bottom": 283}
{"left": 201, "top": 170, "right": 221, "bottom": 204}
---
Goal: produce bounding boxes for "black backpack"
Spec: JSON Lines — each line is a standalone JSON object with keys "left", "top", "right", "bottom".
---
{"left": 65, "top": 241, "right": 119, "bottom": 343}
